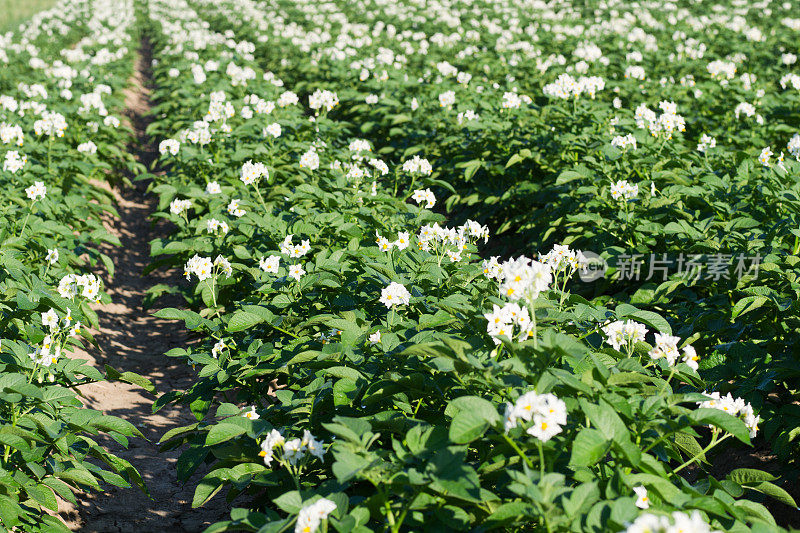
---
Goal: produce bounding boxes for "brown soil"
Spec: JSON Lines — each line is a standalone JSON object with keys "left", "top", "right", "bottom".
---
{"left": 56, "top": 42, "right": 234, "bottom": 532}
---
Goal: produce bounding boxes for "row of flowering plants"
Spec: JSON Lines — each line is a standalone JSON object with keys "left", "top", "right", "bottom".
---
{"left": 0, "top": 1, "right": 152, "bottom": 530}
{"left": 142, "top": 0, "right": 794, "bottom": 531}
{"left": 202, "top": 0, "right": 800, "bottom": 474}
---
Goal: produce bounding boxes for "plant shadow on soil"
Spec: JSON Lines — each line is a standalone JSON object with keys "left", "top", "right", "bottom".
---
{"left": 58, "top": 39, "right": 245, "bottom": 533}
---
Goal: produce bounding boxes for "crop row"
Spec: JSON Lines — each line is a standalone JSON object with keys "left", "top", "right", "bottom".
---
{"left": 0, "top": 1, "right": 155, "bottom": 531}
{"left": 141, "top": 0, "right": 797, "bottom": 531}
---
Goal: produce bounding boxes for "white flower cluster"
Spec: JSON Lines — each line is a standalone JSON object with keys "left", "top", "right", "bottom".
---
{"left": 4, "top": 150, "right": 27, "bottom": 173}
{"left": 205, "top": 91, "right": 235, "bottom": 123}
{"left": 482, "top": 257, "right": 502, "bottom": 279}
{"left": 758, "top": 146, "right": 774, "bottom": 167}
{"left": 697, "top": 392, "right": 759, "bottom": 437}
{"left": 348, "top": 138, "right": 371, "bottom": 153}
{"left": 379, "top": 282, "right": 411, "bottom": 309}
{"left": 649, "top": 333, "right": 699, "bottom": 370}
{"left": 539, "top": 244, "right": 588, "bottom": 274}
{"left": 611, "top": 133, "right": 637, "bottom": 151}
{"left": 633, "top": 486, "right": 649, "bottom": 509}
{"left": 494, "top": 256, "right": 552, "bottom": 302}
{"left": 159, "top": 139, "right": 180, "bottom": 155}
{"left": 779, "top": 73, "right": 800, "bottom": 91}
{"left": 788, "top": 134, "right": 800, "bottom": 161}
{"left": 308, "top": 89, "right": 339, "bottom": 112}
{"left": 271, "top": 235, "right": 310, "bottom": 281}
{"left": 438, "top": 90, "right": 456, "bottom": 108}
{"left": 417, "top": 220, "right": 489, "bottom": 260}
{"left": 30, "top": 307, "right": 81, "bottom": 368}
{"left": 707, "top": 59, "right": 737, "bottom": 80}
{"left": 78, "top": 89, "right": 108, "bottom": 116}
{"left": 402, "top": 155, "right": 433, "bottom": 175}
{"left": 258, "top": 255, "right": 280, "bottom": 274}
{"left": 542, "top": 73, "right": 605, "bottom": 99}
{"left": 169, "top": 198, "right": 191, "bottom": 216}
{"left": 376, "top": 231, "right": 410, "bottom": 252}
{"left": 503, "top": 390, "right": 567, "bottom": 442}
{"left": 0, "top": 123, "right": 24, "bottom": 146}
{"left": 227, "top": 199, "right": 245, "bottom": 217}
{"left": 457, "top": 109, "right": 479, "bottom": 124}
{"left": 734, "top": 102, "right": 755, "bottom": 119}
{"left": 697, "top": 133, "right": 717, "bottom": 152}
{"left": 609, "top": 179, "right": 638, "bottom": 201}
{"left": 25, "top": 180, "right": 46, "bottom": 201}
{"left": 602, "top": 320, "right": 648, "bottom": 352}
{"left": 226, "top": 62, "right": 256, "bottom": 87}
{"left": 279, "top": 234, "right": 311, "bottom": 259}
{"left": 501, "top": 91, "right": 531, "bottom": 109}
{"left": 411, "top": 188, "right": 436, "bottom": 208}
{"left": 240, "top": 160, "right": 269, "bottom": 185}
{"left": 635, "top": 101, "right": 686, "bottom": 140}
{"left": 624, "top": 65, "right": 646, "bottom": 80}
{"left": 277, "top": 91, "right": 299, "bottom": 107}
{"left": 263, "top": 123, "right": 281, "bottom": 138}
{"left": 34, "top": 111, "right": 68, "bottom": 137}
{"left": 206, "top": 218, "right": 229, "bottom": 235}
{"left": 258, "top": 429, "right": 325, "bottom": 467}
{"left": 299, "top": 147, "right": 320, "bottom": 170}
{"left": 77, "top": 141, "right": 97, "bottom": 154}
{"left": 625, "top": 511, "right": 720, "bottom": 533}
{"left": 57, "top": 273, "right": 102, "bottom": 302}
{"left": 295, "top": 499, "right": 337, "bottom": 533}
{"left": 181, "top": 120, "right": 212, "bottom": 146}
{"left": 212, "top": 339, "right": 226, "bottom": 359}
{"left": 184, "top": 254, "right": 231, "bottom": 282}
{"left": 368, "top": 158, "right": 388, "bottom": 175}
{"left": 484, "top": 302, "right": 532, "bottom": 344}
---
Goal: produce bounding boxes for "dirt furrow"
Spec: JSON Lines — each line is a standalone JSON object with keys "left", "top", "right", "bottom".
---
{"left": 58, "top": 40, "right": 231, "bottom": 533}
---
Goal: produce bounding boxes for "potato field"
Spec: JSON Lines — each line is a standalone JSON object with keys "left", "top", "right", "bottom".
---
{"left": 1, "top": 0, "right": 799, "bottom": 531}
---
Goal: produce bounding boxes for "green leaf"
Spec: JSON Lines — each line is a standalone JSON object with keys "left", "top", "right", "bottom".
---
{"left": 746, "top": 481, "right": 797, "bottom": 507}
{"left": 463, "top": 160, "right": 481, "bottom": 179}
{"left": 104, "top": 365, "right": 156, "bottom": 393}
{"left": 726, "top": 468, "right": 778, "bottom": 485}
{"left": 731, "top": 296, "right": 770, "bottom": 320}
{"left": 192, "top": 469, "right": 229, "bottom": 508}
{"left": 449, "top": 410, "right": 490, "bottom": 444}
{"left": 615, "top": 304, "right": 671, "bottom": 335}
{"left": 153, "top": 308, "right": 186, "bottom": 320}
{"left": 205, "top": 423, "right": 246, "bottom": 446}
{"left": 505, "top": 153, "right": 524, "bottom": 169}
{"left": 272, "top": 491, "right": 303, "bottom": 514}
{"left": 227, "top": 310, "right": 265, "bottom": 332}
{"left": 569, "top": 428, "right": 609, "bottom": 467}
{"left": 689, "top": 408, "right": 750, "bottom": 444}
{"left": 56, "top": 468, "right": 100, "bottom": 490}
{"left": 25, "top": 483, "right": 57, "bottom": 512}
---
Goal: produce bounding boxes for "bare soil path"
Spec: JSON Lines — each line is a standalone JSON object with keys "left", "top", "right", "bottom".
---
{"left": 57, "top": 41, "right": 232, "bottom": 533}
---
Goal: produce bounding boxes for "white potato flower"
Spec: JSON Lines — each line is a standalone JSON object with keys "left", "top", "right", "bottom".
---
{"left": 379, "top": 282, "right": 411, "bottom": 309}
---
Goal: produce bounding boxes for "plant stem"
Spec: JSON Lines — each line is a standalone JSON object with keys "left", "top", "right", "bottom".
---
{"left": 254, "top": 184, "right": 269, "bottom": 213}
{"left": 18, "top": 209, "right": 32, "bottom": 238}
{"left": 502, "top": 433, "right": 534, "bottom": 468}
{"left": 537, "top": 441, "right": 546, "bottom": 478}
{"left": 673, "top": 431, "right": 731, "bottom": 474}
